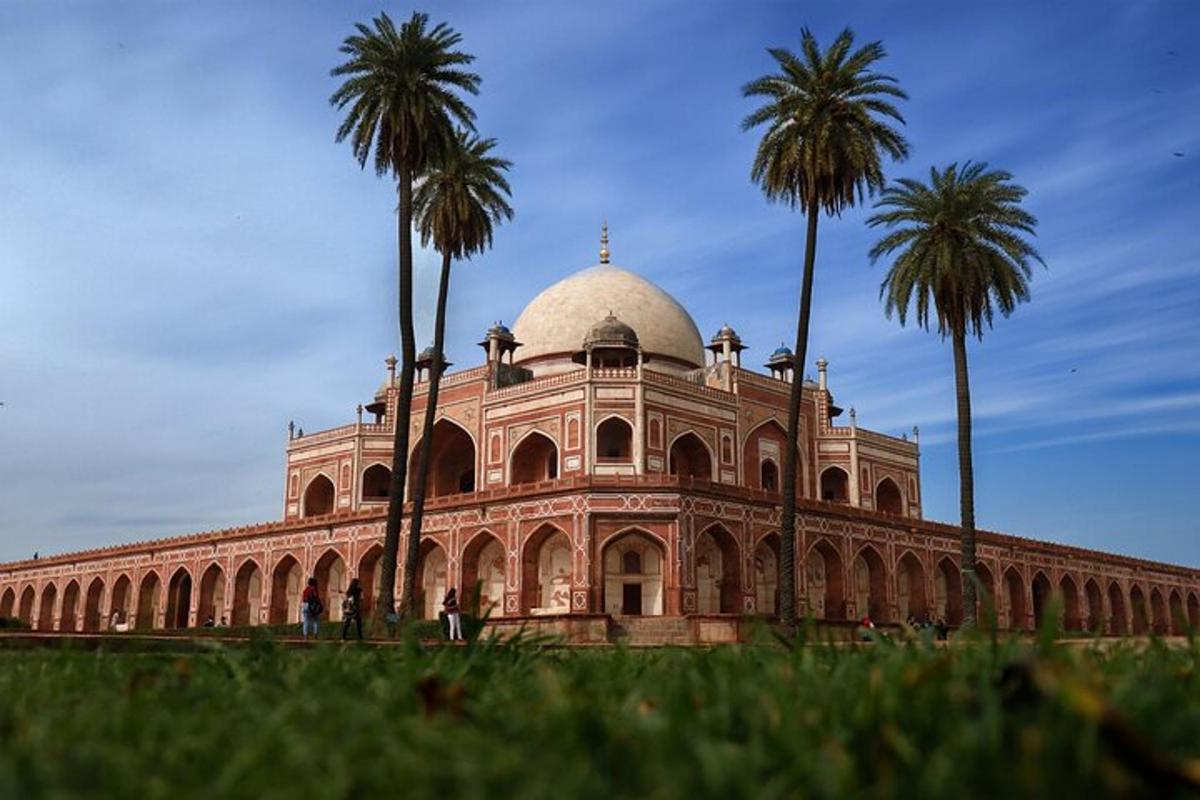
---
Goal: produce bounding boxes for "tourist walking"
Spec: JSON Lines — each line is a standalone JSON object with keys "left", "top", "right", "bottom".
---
{"left": 301, "top": 577, "right": 322, "bottom": 640}
{"left": 341, "top": 578, "right": 364, "bottom": 641}
{"left": 443, "top": 587, "right": 463, "bottom": 641}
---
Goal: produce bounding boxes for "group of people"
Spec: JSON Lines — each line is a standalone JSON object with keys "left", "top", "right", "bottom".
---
{"left": 857, "top": 614, "right": 950, "bottom": 641}
{"left": 297, "top": 579, "right": 466, "bottom": 642}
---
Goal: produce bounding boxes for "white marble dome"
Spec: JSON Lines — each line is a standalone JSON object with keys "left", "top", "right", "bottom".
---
{"left": 512, "top": 265, "right": 705, "bottom": 370}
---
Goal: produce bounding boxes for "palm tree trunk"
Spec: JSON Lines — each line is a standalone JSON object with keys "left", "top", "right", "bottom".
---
{"left": 779, "top": 207, "right": 820, "bottom": 628}
{"left": 951, "top": 328, "right": 978, "bottom": 627}
{"left": 379, "top": 166, "right": 418, "bottom": 627}
{"left": 405, "top": 249, "right": 453, "bottom": 620}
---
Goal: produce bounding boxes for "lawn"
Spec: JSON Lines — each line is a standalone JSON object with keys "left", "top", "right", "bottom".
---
{"left": 1, "top": 631, "right": 1199, "bottom": 799}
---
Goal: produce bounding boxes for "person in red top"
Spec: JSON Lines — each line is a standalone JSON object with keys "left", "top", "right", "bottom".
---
{"left": 301, "top": 577, "right": 322, "bottom": 640}
{"left": 443, "top": 587, "right": 463, "bottom": 642}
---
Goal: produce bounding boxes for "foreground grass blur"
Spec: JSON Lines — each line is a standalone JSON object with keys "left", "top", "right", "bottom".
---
{"left": 1, "top": 632, "right": 1198, "bottom": 799}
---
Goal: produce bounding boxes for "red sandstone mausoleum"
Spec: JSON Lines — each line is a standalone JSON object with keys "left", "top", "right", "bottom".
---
{"left": 3, "top": 242, "right": 1198, "bottom": 643}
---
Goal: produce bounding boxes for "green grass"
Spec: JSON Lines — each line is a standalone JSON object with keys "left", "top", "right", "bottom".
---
{"left": 1, "top": 633, "right": 1199, "bottom": 798}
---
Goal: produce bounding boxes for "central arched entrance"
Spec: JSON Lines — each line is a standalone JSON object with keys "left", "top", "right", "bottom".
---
{"left": 695, "top": 525, "right": 741, "bottom": 614}
{"left": 602, "top": 530, "right": 665, "bottom": 616}
{"left": 668, "top": 433, "right": 713, "bottom": 481}
{"left": 232, "top": 560, "right": 263, "bottom": 626}
{"left": 462, "top": 532, "right": 506, "bottom": 618}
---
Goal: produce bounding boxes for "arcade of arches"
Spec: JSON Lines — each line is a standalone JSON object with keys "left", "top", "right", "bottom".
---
{"left": 5, "top": 533, "right": 1199, "bottom": 636}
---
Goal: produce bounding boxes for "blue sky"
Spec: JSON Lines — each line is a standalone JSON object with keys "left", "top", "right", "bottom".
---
{"left": 1, "top": 1, "right": 1197, "bottom": 565}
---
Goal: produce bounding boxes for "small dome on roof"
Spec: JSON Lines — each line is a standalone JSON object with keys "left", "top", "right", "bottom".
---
{"left": 583, "top": 314, "right": 639, "bottom": 350}
{"left": 418, "top": 345, "right": 436, "bottom": 361}
{"left": 489, "top": 321, "right": 512, "bottom": 336}
{"left": 771, "top": 343, "right": 792, "bottom": 358}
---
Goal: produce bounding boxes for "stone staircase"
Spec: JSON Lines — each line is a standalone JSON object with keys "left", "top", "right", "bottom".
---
{"left": 608, "top": 615, "right": 694, "bottom": 646}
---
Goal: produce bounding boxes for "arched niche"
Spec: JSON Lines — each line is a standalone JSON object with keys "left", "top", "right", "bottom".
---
{"left": 521, "top": 525, "right": 572, "bottom": 615}
{"left": 602, "top": 530, "right": 665, "bottom": 616}
{"left": 232, "top": 559, "right": 264, "bottom": 626}
{"left": 820, "top": 466, "right": 850, "bottom": 504}
{"left": 510, "top": 432, "right": 559, "bottom": 486}
{"left": 695, "top": 525, "right": 741, "bottom": 614}
{"left": 596, "top": 416, "right": 633, "bottom": 461}
{"left": 668, "top": 433, "right": 713, "bottom": 481}
{"left": 410, "top": 419, "right": 477, "bottom": 498}
{"left": 302, "top": 474, "right": 335, "bottom": 518}
{"left": 806, "top": 539, "right": 845, "bottom": 620}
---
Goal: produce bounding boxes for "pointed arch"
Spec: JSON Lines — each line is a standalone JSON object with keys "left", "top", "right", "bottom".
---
{"left": 974, "top": 562, "right": 996, "bottom": 628}
{"left": 1169, "top": 589, "right": 1187, "bottom": 635}
{"left": 1149, "top": 588, "right": 1167, "bottom": 635}
{"left": 741, "top": 419, "right": 804, "bottom": 497}
{"left": 0, "top": 587, "right": 14, "bottom": 618}
{"left": 38, "top": 582, "right": 59, "bottom": 631}
{"left": 695, "top": 524, "right": 742, "bottom": 614}
{"left": 232, "top": 558, "right": 264, "bottom": 626}
{"left": 314, "top": 548, "right": 348, "bottom": 621}
{"left": 462, "top": 530, "right": 506, "bottom": 618}
{"left": 820, "top": 466, "right": 850, "bottom": 504}
{"left": 356, "top": 543, "right": 384, "bottom": 619}
{"left": 602, "top": 528, "right": 665, "bottom": 616}
{"left": 875, "top": 477, "right": 903, "bottom": 515}
{"left": 269, "top": 554, "right": 303, "bottom": 625}
{"left": 596, "top": 415, "right": 633, "bottom": 461}
{"left": 409, "top": 417, "right": 478, "bottom": 497}
{"left": 1058, "top": 574, "right": 1081, "bottom": 631}
{"left": 165, "top": 568, "right": 192, "bottom": 629}
{"left": 510, "top": 430, "right": 559, "bottom": 485}
{"left": 806, "top": 538, "right": 845, "bottom": 620}
{"left": 668, "top": 431, "right": 714, "bottom": 481}
{"left": 1083, "top": 578, "right": 1103, "bottom": 633}
{"left": 522, "top": 524, "right": 572, "bottom": 615}
{"left": 896, "top": 551, "right": 928, "bottom": 622}
{"left": 361, "top": 463, "right": 391, "bottom": 501}
{"left": 934, "top": 557, "right": 963, "bottom": 627}
{"left": 109, "top": 574, "right": 133, "bottom": 629}
{"left": 1108, "top": 582, "right": 1128, "bottom": 635}
{"left": 852, "top": 545, "right": 888, "bottom": 623}
{"left": 302, "top": 473, "right": 336, "bottom": 518}
{"left": 754, "top": 533, "right": 781, "bottom": 616}
{"left": 1188, "top": 591, "right": 1200, "bottom": 633}
{"left": 197, "top": 563, "right": 226, "bottom": 626}
{"left": 1031, "top": 571, "right": 1052, "bottom": 629}
{"left": 416, "top": 539, "right": 448, "bottom": 620}
{"left": 1004, "top": 568, "right": 1027, "bottom": 631}
{"left": 18, "top": 585, "right": 36, "bottom": 624}
{"left": 136, "top": 571, "right": 162, "bottom": 629}
{"left": 1130, "top": 585, "right": 1149, "bottom": 634}
{"left": 83, "top": 577, "right": 106, "bottom": 632}
{"left": 60, "top": 580, "right": 81, "bottom": 632}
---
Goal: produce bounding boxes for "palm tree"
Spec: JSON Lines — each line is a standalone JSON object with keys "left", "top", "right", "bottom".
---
{"left": 742, "top": 28, "right": 908, "bottom": 627}
{"left": 408, "top": 131, "right": 513, "bottom": 613}
{"left": 330, "top": 12, "right": 480, "bottom": 623}
{"left": 868, "top": 162, "right": 1043, "bottom": 627}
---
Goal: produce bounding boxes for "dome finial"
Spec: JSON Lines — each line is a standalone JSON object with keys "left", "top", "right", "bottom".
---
{"left": 599, "top": 219, "right": 610, "bottom": 264}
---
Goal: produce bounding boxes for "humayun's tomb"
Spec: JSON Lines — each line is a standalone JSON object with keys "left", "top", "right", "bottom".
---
{"left": 3, "top": 241, "right": 1199, "bottom": 643}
